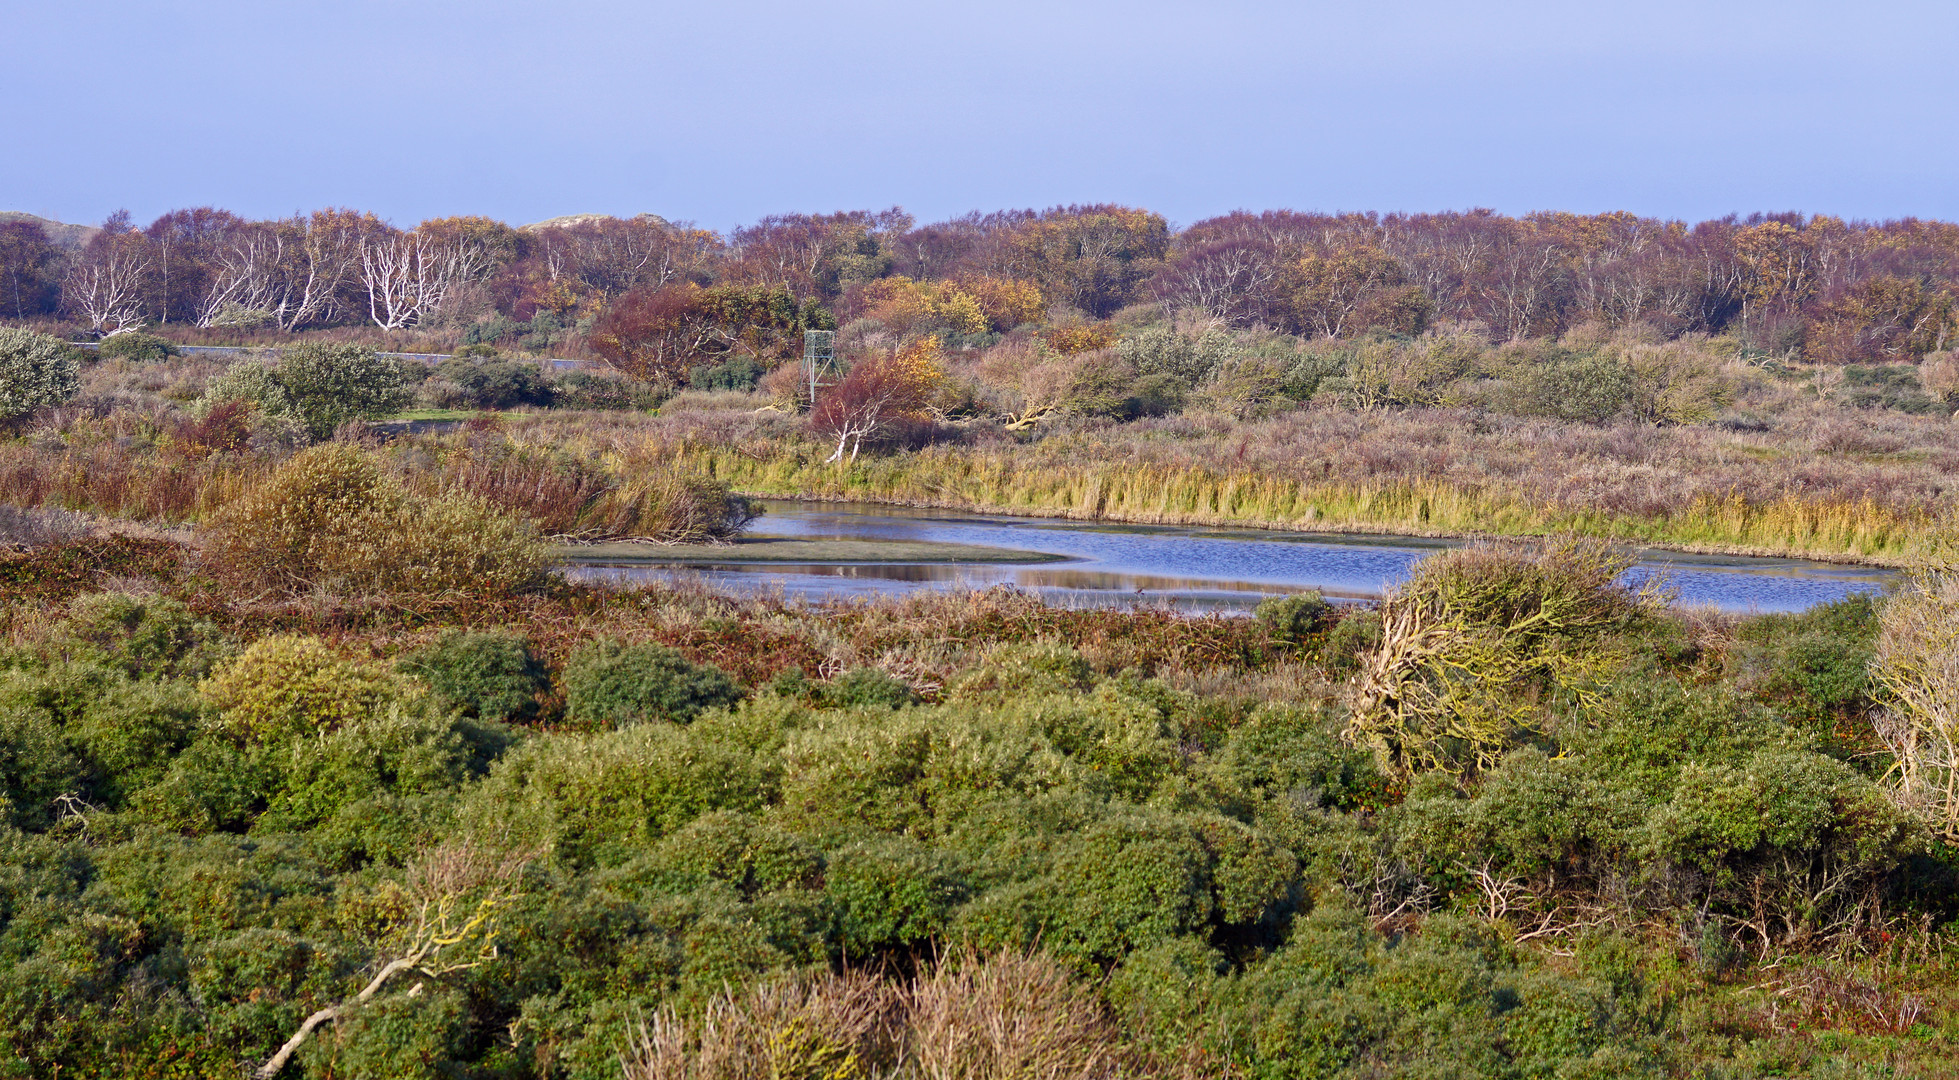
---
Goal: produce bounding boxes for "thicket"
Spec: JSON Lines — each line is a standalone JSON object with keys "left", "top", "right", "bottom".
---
{"left": 0, "top": 327, "right": 79, "bottom": 423}
{"left": 0, "top": 522, "right": 1956, "bottom": 1078}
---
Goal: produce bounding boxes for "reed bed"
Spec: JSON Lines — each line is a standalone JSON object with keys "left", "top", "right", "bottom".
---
{"left": 467, "top": 401, "right": 1959, "bottom": 564}
{"left": 663, "top": 442, "right": 1943, "bottom": 565}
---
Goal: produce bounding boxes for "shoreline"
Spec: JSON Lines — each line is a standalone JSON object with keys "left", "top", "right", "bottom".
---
{"left": 728, "top": 488, "right": 1917, "bottom": 570}
{"left": 553, "top": 536, "right": 1065, "bottom": 565}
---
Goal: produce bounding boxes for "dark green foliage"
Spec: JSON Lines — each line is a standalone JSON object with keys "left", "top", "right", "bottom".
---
{"left": 401, "top": 629, "right": 549, "bottom": 722}
{"left": 822, "top": 666, "right": 916, "bottom": 709}
{"left": 825, "top": 835, "right": 967, "bottom": 958}
{"left": 1049, "top": 812, "right": 1212, "bottom": 964}
{"left": 56, "top": 591, "right": 226, "bottom": 680}
{"left": 1842, "top": 364, "right": 1943, "bottom": 413}
{"left": 434, "top": 356, "right": 554, "bottom": 408}
{"left": 464, "top": 316, "right": 521, "bottom": 346}
{"left": 546, "top": 369, "right": 666, "bottom": 411}
{"left": 94, "top": 332, "right": 178, "bottom": 361}
{"left": 0, "top": 586, "right": 1952, "bottom": 1079}
{"left": 0, "top": 706, "right": 79, "bottom": 829}
{"left": 274, "top": 342, "right": 413, "bottom": 438}
{"left": 0, "top": 327, "right": 80, "bottom": 422}
{"left": 1254, "top": 590, "right": 1333, "bottom": 643}
{"left": 1320, "top": 608, "right": 1382, "bottom": 675}
{"left": 1125, "top": 371, "right": 1188, "bottom": 417}
{"left": 686, "top": 355, "right": 766, "bottom": 392}
{"left": 1278, "top": 351, "right": 1345, "bottom": 401}
{"left": 1730, "top": 593, "right": 1880, "bottom": 736}
{"left": 563, "top": 639, "right": 744, "bottom": 727}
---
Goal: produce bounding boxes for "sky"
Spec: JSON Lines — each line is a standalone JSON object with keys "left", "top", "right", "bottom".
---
{"left": 5, "top": 0, "right": 1957, "bottom": 233}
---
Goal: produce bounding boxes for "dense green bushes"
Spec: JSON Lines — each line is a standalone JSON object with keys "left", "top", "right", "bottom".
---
{"left": 0, "top": 559, "right": 1954, "bottom": 1078}
{"left": 563, "top": 639, "right": 744, "bottom": 726}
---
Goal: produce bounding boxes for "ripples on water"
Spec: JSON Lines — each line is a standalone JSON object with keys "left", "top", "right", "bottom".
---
{"left": 565, "top": 501, "right": 1896, "bottom": 614}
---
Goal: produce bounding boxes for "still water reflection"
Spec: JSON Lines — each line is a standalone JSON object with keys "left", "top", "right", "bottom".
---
{"left": 565, "top": 501, "right": 1896, "bottom": 614}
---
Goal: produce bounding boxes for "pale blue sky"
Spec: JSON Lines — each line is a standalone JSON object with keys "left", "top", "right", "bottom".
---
{"left": 6, "top": 0, "right": 1955, "bottom": 231}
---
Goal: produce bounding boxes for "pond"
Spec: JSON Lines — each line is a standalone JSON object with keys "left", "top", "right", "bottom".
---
{"left": 565, "top": 500, "right": 1898, "bottom": 614}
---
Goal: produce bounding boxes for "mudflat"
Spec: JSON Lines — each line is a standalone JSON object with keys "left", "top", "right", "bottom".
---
{"left": 553, "top": 536, "right": 1063, "bottom": 565}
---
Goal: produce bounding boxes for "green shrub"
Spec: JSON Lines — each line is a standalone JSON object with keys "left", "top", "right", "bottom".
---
{"left": 822, "top": 667, "right": 916, "bottom": 709}
{"left": 637, "top": 810, "right": 821, "bottom": 898}
{"left": 400, "top": 629, "right": 548, "bottom": 723}
{"left": 687, "top": 355, "right": 766, "bottom": 391}
{"left": 0, "top": 705, "right": 81, "bottom": 829}
{"left": 1843, "top": 364, "right": 1944, "bottom": 414}
{"left": 1320, "top": 608, "right": 1382, "bottom": 676}
{"left": 205, "top": 443, "right": 546, "bottom": 596}
{"left": 66, "top": 677, "right": 207, "bottom": 808}
{"left": 547, "top": 370, "right": 666, "bottom": 410}
{"left": 0, "top": 327, "right": 80, "bottom": 422}
{"left": 1210, "top": 703, "right": 1388, "bottom": 811}
{"left": 274, "top": 342, "right": 413, "bottom": 438}
{"left": 1731, "top": 594, "right": 1879, "bottom": 734}
{"left": 433, "top": 357, "right": 553, "bottom": 409}
{"left": 58, "top": 591, "right": 226, "bottom": 680}
{"left": 200, "top": 634, "right": 393, "bottom": 744}
{"left": 563, "top": 639, "right": 743, "bottom": 727}
{"left": 1647, "top": 750, "right": 1920, "bottom": 878}
{"left": 1117, "top": 325, "right": 1236, "bottom": 385}
{"left": 303, "top": 985, "right": 473, "bottom": 1080}
{"left": 129, "top": 736, "right": 283, "bottom": 834}
{"left": 824, "top": 834, "right": 968, "bottom": 959}
{"left": 460, "top": 717, "right": 778, "bottom": 867}
{"left": 1512, "top": 350, "right": 1634, "bottom": 423}
{"left": 95, "top": 332, "right": 178, "bottom": 362}
{"left": 1254, "top": 591, "right": 1333, "bottom": 643}
{"left": 1048, "top": 812, "right": 1212, "bottom": 965}
{"left": 255, "top": 702, "right": 476, "bottom": 835}
{"left": 946, "top": 641, "right": 1095, "bottom": 702}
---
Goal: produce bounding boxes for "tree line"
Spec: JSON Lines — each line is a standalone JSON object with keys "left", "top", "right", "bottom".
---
{"left": 5, "top": 204, "right": 1958, "bottom": 369}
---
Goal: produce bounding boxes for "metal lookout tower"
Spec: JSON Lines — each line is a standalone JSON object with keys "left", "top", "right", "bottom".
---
{"left": 801, "top": 329, "right": 837, "bottom": 408}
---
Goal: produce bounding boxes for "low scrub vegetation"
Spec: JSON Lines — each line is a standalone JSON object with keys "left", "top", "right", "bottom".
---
{"left": 9, "top": 200, "right": 1959, "bottom": 1075}
{"left": 0, "top": 497, "right": 1956, "bottom": 1077}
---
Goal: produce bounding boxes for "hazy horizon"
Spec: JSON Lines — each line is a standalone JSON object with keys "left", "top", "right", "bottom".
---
{"left": 7, "top": 0, "right": 1957, "bottom": 232}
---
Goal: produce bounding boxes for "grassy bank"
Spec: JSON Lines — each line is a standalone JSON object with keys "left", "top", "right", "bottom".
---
{"left": 670, "top": 441, "right": 1941, "bottom": 566}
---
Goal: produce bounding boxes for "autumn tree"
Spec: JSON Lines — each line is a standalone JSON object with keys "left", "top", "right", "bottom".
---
{"left": 0, "top": 220, "right": 60, "bottom": 318}
{"left": 512, "top": 214, "right": 722, "bottom": 319}
{"left": 1150, "top": 236, "right": 1284, "bottom": 324}
{"left": 589, "top": 283, "right": 833, "bottom": 384}
{"left": 811, "top": 337, "right": 945, "bottom": 463}
{"left": 1276, "top": 246, "right": 1432, "bottom": 338}
{"left": 1804, "top": 275, "right": 1956, "bottom": 363}
{"left": 996, "top": 205, "right": 1170, "bottom": 317}
{"left": 358, "top": 219, "right": 496, "bottom": 330}
{"left": 143, "top": 206, "right": 244, "bottom": 324}
{"left": 726, "top": 208, "right": 911, "bottom": 301}
{"left": 851, "top": 276, "right": 989, "bottom": 336}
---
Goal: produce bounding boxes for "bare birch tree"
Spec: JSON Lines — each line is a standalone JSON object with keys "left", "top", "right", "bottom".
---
{"left": 64, "top": 212, "right": 150, "bottom": 336}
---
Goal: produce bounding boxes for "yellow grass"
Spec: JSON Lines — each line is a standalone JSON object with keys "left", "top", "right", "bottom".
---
{"left": 660, "top": 443, "right": 1940, "bottom": 565}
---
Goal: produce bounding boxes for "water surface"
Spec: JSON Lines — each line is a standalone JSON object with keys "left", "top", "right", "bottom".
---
{"left": 566, "top": 501, "right": 1895, "bottom": 614}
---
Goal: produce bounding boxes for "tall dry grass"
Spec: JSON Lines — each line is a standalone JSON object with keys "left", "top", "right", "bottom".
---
{"left": 482, "top": 401, "right": 1959, "bottom": 563}
{"left": 620, "top": 950, "right": 1200, "bottom": 1080}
